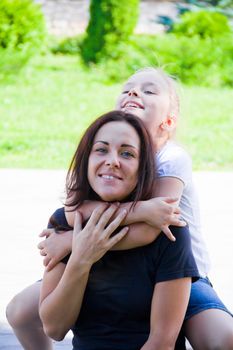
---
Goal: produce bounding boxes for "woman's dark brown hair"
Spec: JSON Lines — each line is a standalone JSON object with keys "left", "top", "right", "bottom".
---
{"left": 66, "top": 110, "right": 155, "bottom": 210}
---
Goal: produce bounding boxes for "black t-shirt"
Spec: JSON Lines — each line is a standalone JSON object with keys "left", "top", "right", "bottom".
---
{"left": 49, "top": 208, "right": 199, "bottom": 350}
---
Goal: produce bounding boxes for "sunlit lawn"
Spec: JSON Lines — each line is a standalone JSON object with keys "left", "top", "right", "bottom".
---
{"left": 0, "top": 54, "right": 232, "bottom": 170}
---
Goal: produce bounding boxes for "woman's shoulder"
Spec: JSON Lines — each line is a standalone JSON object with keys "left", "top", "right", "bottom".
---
{"left": 47, "top": 207, "right": 71, "bottom": 230}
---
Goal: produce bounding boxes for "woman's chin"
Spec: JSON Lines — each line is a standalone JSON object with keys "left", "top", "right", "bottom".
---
{"left": 100, "top": 192, "right": 124, "bottom": 202}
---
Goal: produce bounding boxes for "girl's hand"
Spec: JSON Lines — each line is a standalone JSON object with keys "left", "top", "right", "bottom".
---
{"left": 142, "top": 197, "right": 186, "bottom": 241}
{"left": 71, "top": 204, "right": 129, "bottom": 267}
{"left": 38, "top": 229, "right": 73, "bottom": 271}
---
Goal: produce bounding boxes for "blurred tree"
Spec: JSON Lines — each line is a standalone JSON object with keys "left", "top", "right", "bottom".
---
{"left": 204, "top": 0, "right": 233, "bottom": 6}
{"left": 80, "top": 0, "right": 139, "bottom": 63}
{"left": 0, "top": 0, "right": 46, "bottom": 76}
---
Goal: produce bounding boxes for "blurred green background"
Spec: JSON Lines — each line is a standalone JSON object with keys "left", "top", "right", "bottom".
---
{"left": 0, "top": 0, "right": 232, "bottom": 170}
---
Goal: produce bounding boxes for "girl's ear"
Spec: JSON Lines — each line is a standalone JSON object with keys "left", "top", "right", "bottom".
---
{"left": 160, "top": 116, "right": 176, "bottom": 131}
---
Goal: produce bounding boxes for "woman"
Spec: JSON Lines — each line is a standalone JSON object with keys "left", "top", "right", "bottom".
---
{"left": 39, "top": 110, "right": 199, "bottom": 349}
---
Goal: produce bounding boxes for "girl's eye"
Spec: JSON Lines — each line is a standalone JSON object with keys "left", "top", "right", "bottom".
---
{"left": 144, "top": 90, "right": 155, "bottom": 95}
{"left": 122, "top": 90, "right": 129, "bottom": 94}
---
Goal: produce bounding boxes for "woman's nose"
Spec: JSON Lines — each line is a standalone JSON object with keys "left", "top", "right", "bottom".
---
{"left": 105, "top": 154, "right": 120, "bottom": 168}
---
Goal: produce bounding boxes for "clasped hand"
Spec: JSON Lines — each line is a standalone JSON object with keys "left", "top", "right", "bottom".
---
{"left": 38, "top": 204, "right": 128, "bottom": 270}
{"left": 70, "top": 204, "right": 128, "bottom": 266}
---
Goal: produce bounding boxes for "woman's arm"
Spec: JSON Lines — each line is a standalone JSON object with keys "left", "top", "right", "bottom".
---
{"left": 39, "top": 258, "right": 90, "bottom": 341}
{"left": 39, "top": 205, "right": 128, "bottom": 339}
{"left": 140, "top": 278, "right": 191, "bottom": 350}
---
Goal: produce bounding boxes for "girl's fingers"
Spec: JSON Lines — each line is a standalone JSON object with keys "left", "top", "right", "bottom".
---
{"left": 173, "top": 207, "right": 181, "bottom": 215}
{"left": 40, "top": 249, "right": 47, "bottom": 256}
{"left": 163, "top": 197, "right": 179, "bottom": 204}
{"left": 104, "top": 209, "right": 128, "bottom": 238}
{"left": 107, "top": 226, "right": 129, "bottom": 248}
{"left": 173, "top": 218, "right": 186, "bottom": 227}
{"left": 37, "top": 241, "right": 45, "bottom": 250}
{"left": 39, "top": 229, "right": 54, "bottom": 238}
{"left": 162, "top": 226, "right": 176, "bottom": 242}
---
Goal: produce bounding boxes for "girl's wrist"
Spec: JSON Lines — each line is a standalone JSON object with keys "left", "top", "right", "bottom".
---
{"left": 134, "top": 200, "right": 149, "bottom": 222}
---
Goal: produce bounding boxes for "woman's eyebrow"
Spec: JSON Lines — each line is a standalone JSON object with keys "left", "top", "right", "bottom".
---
{"left": 121, "top": 144, "right": 138, "bottom": 149}
{"left": 94, "top": 140, "right": 109, "bottom": 145}
{"left": 94, "top": 141, "right": 138, "bottom": 150}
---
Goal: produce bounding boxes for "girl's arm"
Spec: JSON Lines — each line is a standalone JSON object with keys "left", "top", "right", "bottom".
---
{"left": 140, "top": 278, "right": 191, "bottom": 350}
{"left": 38, "top": 178, "right": 184, "bottom": 270}
{"left": 39, "top": 205, "right": 128, "bottom": 340}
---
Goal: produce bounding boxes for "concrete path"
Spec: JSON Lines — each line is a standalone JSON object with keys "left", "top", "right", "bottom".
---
{"left": 1, "top": 169, "right": 233, "bottom": 349}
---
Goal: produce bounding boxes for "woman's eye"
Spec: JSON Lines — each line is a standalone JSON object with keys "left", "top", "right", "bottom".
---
{"left": 121, "top": 151, "right": 135, "bottom": 158}
{"left": 95, "top": 148, "right": 107, "bottom": 153}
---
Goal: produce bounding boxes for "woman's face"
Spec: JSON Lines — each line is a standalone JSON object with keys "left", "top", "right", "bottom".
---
{"left": 88, "top": 121, "right": 140, "bottom": 202}
{"left": 116, "top": 71, "right": 170, "bottom": 134}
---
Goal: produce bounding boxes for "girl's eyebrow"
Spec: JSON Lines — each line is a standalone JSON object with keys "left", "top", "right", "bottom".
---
{"left": 143, "top": 82, "right": 157, "bottom": 87}
{"left": 123, "top": 82, "right": 158, "bottom": 88}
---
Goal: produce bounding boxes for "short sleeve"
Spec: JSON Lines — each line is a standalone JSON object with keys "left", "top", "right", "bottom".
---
{"left": 47, "top": 207, "right": 72, "bottom": 230}
{"left": 47, "top": 207, "right": 71, "bottom": 264}
{"left": 154, "top": 226, "right": 200, "bottom": 284}
{"left": 156, "top": 142, "right": 192, "bottom": 187}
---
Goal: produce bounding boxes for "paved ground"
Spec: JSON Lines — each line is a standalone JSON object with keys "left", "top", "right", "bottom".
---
{"left": 1, "top": 169, "right": 233, "bottom": 349}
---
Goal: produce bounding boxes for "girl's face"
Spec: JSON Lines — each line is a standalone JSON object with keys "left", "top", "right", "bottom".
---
{"left": 88, "top": 121, "right": 140, "bottom": 202}
{"left": 116, "top": 71, "right": 171, "bottom": 134}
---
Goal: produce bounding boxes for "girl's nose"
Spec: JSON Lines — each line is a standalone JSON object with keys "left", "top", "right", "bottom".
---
{"left": 128, "top": 87, "right": 139, "bottom": 97}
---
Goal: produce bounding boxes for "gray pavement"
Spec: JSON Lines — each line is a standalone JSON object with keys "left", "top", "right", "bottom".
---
{"left": 1, "top": 169, "right": 233, "bottom": 349}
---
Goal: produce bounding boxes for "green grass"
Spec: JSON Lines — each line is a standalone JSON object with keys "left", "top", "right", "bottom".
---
{"left": 0, "top": 54, "right": 232, "bottom": 170}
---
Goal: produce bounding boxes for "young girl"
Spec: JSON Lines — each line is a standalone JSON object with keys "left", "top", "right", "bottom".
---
{"left": 116, "top": 68, "right": 233, "bottom": 349}
{"left": 39, "top": 110, "right": 198, "bottom": 350}
{"left": 7, "top": 69, "right": 233, "bottom": 349}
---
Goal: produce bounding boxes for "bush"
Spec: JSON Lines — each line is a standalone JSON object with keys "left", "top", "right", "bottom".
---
{"left": 52, "top": 31, "right": 233, "bottom": 87}
{"left": 89, "top": 33, "right": 233, "bottom": 87}
{"left": 0, "top": 0, "right": 46, "bottom": 76}
{"left": 51, "top": 36, "right": 82, "bottom": 55}
{"left": 172, "top": 10, "right": 231, "bottom": 38}
{"left": 80, "top": 0, "right": 139, "bottom": 63}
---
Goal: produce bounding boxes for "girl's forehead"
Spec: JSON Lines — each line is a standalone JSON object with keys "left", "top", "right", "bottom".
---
{"left": 125, "top": 71, "right": 168, "bottom": 90}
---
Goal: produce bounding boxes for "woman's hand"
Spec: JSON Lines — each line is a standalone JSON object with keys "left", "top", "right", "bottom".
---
{"left": 139, "top": 197, "right": 186, "bottom": 241}
{"left": 70, "top": 203, "right": 129, "bottom": 267}
{"left": 38, "top": 229, "right": 73, "bottom": 271}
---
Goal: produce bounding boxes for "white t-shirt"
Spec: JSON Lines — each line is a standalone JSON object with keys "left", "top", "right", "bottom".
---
{"left": 156, "top": 141, "right": 211, "bottom": 277}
